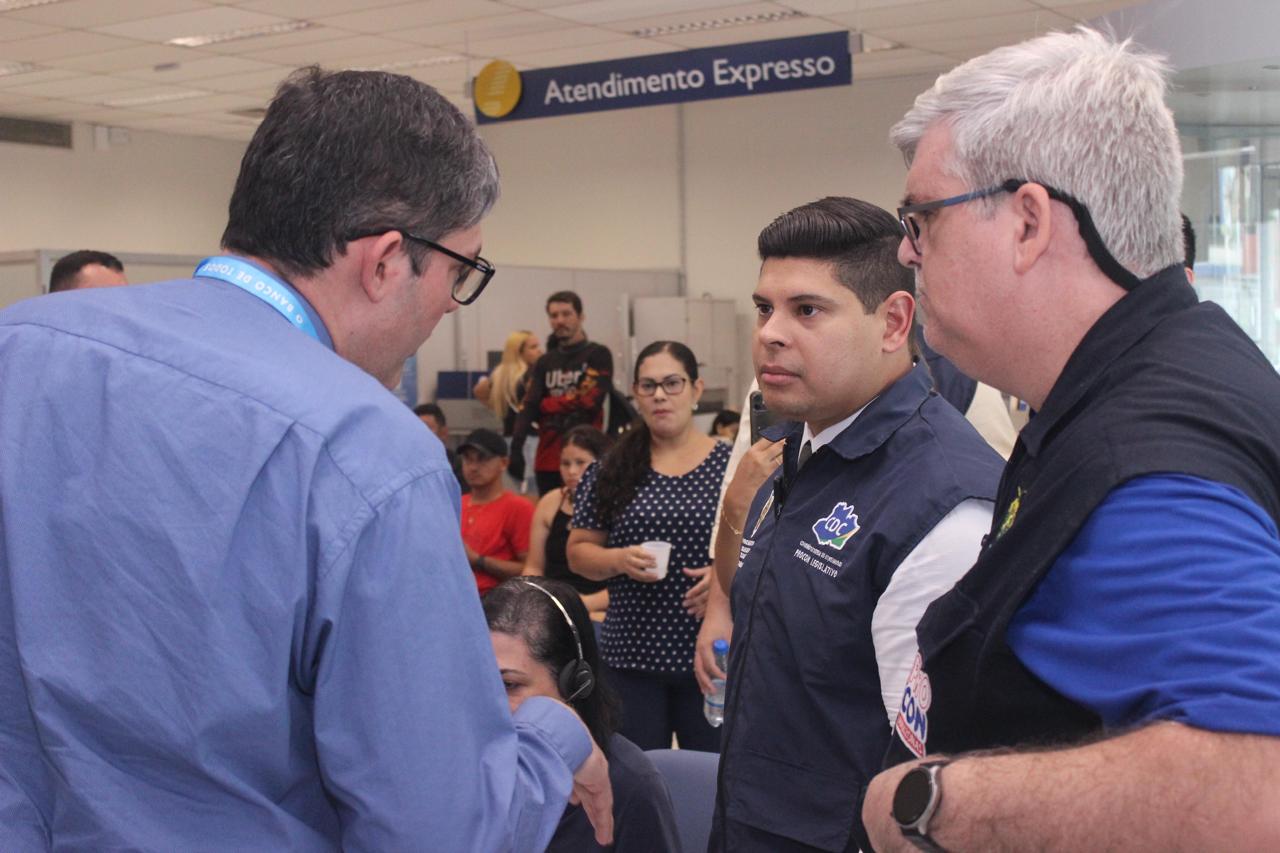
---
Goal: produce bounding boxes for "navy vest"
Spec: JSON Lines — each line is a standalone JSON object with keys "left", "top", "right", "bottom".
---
{"left": 713, "top": 363, "right": 1002, "bottom": 852}
{"left": 885, "top": 266, "right": 1280, "bottom": 768}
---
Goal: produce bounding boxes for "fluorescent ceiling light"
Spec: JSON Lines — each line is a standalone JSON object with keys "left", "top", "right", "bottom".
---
{"left": 351, "top": 55, "right": 466, "bottom": 73}
{"left": 0, "top": 0, "right": 65, "bottom": 11}
{"left": 0, "top": 61, "right": 40, "bottom": 78}
{"left": 630, "top": 10, "right": 806, "bottom": 38}
{"left": 167, "top": 20, "right": 314, "bottom": 48}
{"left": 102, "top": 89, "right": 209, "bottom": 108}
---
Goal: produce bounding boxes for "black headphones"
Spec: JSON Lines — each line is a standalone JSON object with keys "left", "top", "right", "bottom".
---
{"left": 519, "top": 580, "right": 595, "bottom": 702}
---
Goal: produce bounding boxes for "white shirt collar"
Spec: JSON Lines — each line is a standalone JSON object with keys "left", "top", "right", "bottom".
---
{"left": 802, "top": 397, "right": 875, "bottom": 454}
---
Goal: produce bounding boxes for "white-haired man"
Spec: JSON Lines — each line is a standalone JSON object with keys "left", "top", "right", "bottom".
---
{"left": 863, "top": 28, "right": 1280, "bottom": 851}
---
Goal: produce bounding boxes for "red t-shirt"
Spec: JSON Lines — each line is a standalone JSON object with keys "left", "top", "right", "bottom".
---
{"left": 460, "top": 490, "right": 534, "bottom": 594}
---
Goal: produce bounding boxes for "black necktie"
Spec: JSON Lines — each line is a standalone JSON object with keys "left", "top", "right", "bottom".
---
{"left": 798, "top": 440, "right": 813, "bottom": 469}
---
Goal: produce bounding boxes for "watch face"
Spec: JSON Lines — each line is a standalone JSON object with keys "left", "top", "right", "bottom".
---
{"left": 892, "top": 766, "right": 935, "bottom": 825}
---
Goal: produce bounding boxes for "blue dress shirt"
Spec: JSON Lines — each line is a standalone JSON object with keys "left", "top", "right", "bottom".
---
{"left": 0, "top": 275, "right": 589, "bottom": 851}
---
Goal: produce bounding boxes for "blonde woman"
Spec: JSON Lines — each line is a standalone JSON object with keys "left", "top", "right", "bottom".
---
{"left": 474, "top": 330, "right": 542, "bottom": 436}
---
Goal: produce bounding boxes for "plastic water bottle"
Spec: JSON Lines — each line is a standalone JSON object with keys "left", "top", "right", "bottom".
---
{"left": 703, "top": 639, "right": 729, "bottom": 727}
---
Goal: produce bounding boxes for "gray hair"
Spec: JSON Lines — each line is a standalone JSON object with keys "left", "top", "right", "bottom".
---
{"left": 890, "top": 27, "right": 1182, "bottom": 279}
{"left": 223, "top": 67, "right": 499, "bottom": 278}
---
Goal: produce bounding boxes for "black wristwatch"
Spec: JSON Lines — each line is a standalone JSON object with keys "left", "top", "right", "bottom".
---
{"left": 891, "top": 759, "right": 951, "bottom": 852}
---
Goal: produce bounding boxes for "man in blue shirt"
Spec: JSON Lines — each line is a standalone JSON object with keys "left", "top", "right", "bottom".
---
{"left": 864, "top": 28, "right": 1280, "bottom": 852}
{"left": 0, "top": 68, "right": 611, "bottom": 851}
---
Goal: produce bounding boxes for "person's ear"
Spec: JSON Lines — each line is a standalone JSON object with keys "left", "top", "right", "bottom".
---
{"left": 879, "top": 291, "right": 916, "bottom": 354}
{"left": 1011, "top": 183, "right": 1053, "bottom": 274}
{"left": 358, "top": 230, "right": 409, "bottom": 304}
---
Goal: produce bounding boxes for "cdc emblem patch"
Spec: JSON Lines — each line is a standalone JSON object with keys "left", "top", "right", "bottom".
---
{"left": 894, "top": 653, "right": 932, "bottom": 758}
{"left": 812, "top": 501, "right": 861, "bottom": 549}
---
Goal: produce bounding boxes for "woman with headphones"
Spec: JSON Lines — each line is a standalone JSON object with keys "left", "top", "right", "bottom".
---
{"left": 483, "top": 578, "right": 682, "bottom": 852}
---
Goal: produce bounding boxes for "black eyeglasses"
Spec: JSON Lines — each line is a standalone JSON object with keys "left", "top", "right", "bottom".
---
{"left": 633, "top": 376, "right": 688, "bottom": 397}
{"left": 897, "top": 182, "right": 1014, "bottom": 256}
{"left": 897, "top": 179, "right": 1141, "bottom": 291}
{"left": 346, "top": 228, "right": 496, "bottom": 305}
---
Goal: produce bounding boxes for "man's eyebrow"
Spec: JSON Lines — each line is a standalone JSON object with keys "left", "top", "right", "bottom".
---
{"left": 900, "top": 193, "right": 917, "bottom": 207}
{"left": 786, "top": 292, "right": 840, "bottom": 308}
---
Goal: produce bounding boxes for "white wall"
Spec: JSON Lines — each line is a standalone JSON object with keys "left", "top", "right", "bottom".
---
{"left": 0, "top": 72, "right": 936, "bottom": 400}
{"left": 0, "top": 122, "right": 244, "bottom": 256}
{"left": 479, "top": 72, "right": 933, "bottom": 399}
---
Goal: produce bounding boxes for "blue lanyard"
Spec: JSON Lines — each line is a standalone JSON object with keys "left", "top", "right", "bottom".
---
{"left": 194, "top": 256, "right": 323, "bottom": 343}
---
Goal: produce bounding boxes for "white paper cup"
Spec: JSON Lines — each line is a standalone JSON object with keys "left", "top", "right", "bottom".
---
{"left": 640, "top": 541, "right": 672, "bottom": 580}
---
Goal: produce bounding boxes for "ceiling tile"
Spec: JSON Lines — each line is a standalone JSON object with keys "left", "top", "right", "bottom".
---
{"left": 56, "top": 106, "right": 157, "bottom": 124}
{"left": 1049, "top": 0, "right": 1147, "bottom": 22}
{"left": 4, "top": 73, "right": 149, "bottom": 99}
{"left": 114, "top": 54, "right": 281, "bottom": 82}
{"left": 1032, "top": 0, "right": 1142, "bottom": 7}
{"left": 0, "top": 16, "right": 59, "bottom": 42}
{"left": 454, "top": 25, "right": 629, "bottom": 58}
{"left": 0, "top": 68, "right": 77, "bottom": 91}
{"left": 196, "top": 65, "right": 295, "bottom": 92}
{"left": 236, "top": 0, "right": 403, "bottom": 16}
{"left": 600, "top": 2, "right": 784, "bottom": 35}
{"left": 0, "top": 94, "right": 41, "bottom": 112}
{"left": 853, "top": 47, "right": 955, "bottom": 79}
{"left": 869, "top": 9, "right": 1077, "bottom": 46}
{"left": 822, "top": 0, "right": 1035, "bottom": 32}
{"left": 6, "top": 0, "right": 206, "bottom": 29}
{"left": 499, "top": 0, "right": 590, "bottom": 8}
{"left": 333, "top": 45, "right": 464, "bottom": 70}
{"left": 658, "top": 15, "right": 843, "bottom": 49}
{"left": 0, "top": 97, "right": 82, "bottom": 117}
{"left": 119, "top": 114, "right": 237, "bottom": 134}
{"left": 393, "top": 11, "right": 566, "bottom": 48}
{"left": 43, "top": 43, "right": 196, "bottom": 73}
{"left": 61, "top": 81, "right": 206, "bottom": 105}
{"left": 94, "top": 6, "right": 288, "bottom": 41}
{"left": 198, "top": 24, "right": 356, "bottom": 55}
{"left": 129, "top": 91, "right": 265, "bottom": 114}
{"left": 787, "top": 0, "right": 954, "bottom": 12}
{"left": 543, "top": 0, "right": 755, "bottom": 25}
{"left": 501, "top": 37, "right": 677, "bottom": 69}
{"left": 315, "top": 0, "right": 510, "bottom": 33}
{"left": 237, "top": 34, "right": 417, "bottom": 65}
{"left": 0, "top": 31, "right": 144, "bottom": 62}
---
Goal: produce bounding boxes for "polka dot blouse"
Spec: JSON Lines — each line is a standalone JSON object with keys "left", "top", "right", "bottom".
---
{"left": 573, "top": 441, "right": 731, "bottom": 674}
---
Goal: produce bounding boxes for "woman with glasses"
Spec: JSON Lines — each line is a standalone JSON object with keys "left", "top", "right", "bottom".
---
{"left": 568, "top": 341, "right": 730, "bottom": 752}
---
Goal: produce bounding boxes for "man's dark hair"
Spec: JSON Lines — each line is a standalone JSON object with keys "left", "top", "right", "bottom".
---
{"left": 1181, "top": 213, "right": 1196, "bottom": 271}
{"left": 413, "top": 402, "right": 445, "bottom": 426}
{"left": 221, "top": 67, "right": 499, "bottom": 280}
{"left": 49, "top": 250, "right": 124, "bottom": 293}
{"left": 545, "top": 290, "right": 582, "bottom": 314}
{"left": 757, "top": 197, "right": 912, "bottom": 313}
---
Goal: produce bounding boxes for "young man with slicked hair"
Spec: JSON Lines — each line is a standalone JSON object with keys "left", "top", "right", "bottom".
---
{"left": 864, "top": 28, "right": 1280, "bottom": 852}
{"left": 708, "top": 197, "right": 1002, "bottom": 852}
{"left": 0, "top": 67, "right": 611, "bottom": 851}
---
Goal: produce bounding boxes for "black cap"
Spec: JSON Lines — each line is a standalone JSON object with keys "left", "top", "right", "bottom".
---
{"left": 457, "top": 428, "right": 508, "bottom": 459}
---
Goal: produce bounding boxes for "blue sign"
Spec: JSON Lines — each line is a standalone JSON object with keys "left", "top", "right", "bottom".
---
{"left": 476, "top": 31, "right": 852, "bottom": 123}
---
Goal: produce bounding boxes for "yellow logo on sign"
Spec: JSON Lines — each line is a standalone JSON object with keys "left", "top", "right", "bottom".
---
{"left": 474, "top": 60, "right": 522, "bottom": 118}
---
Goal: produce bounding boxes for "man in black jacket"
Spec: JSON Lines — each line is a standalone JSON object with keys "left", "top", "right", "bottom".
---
{"left": 863, "top": 27, "right": 1280, "bottom": 853}
{"left": 510, "top": 290, "right": 613, "bottom": 494}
